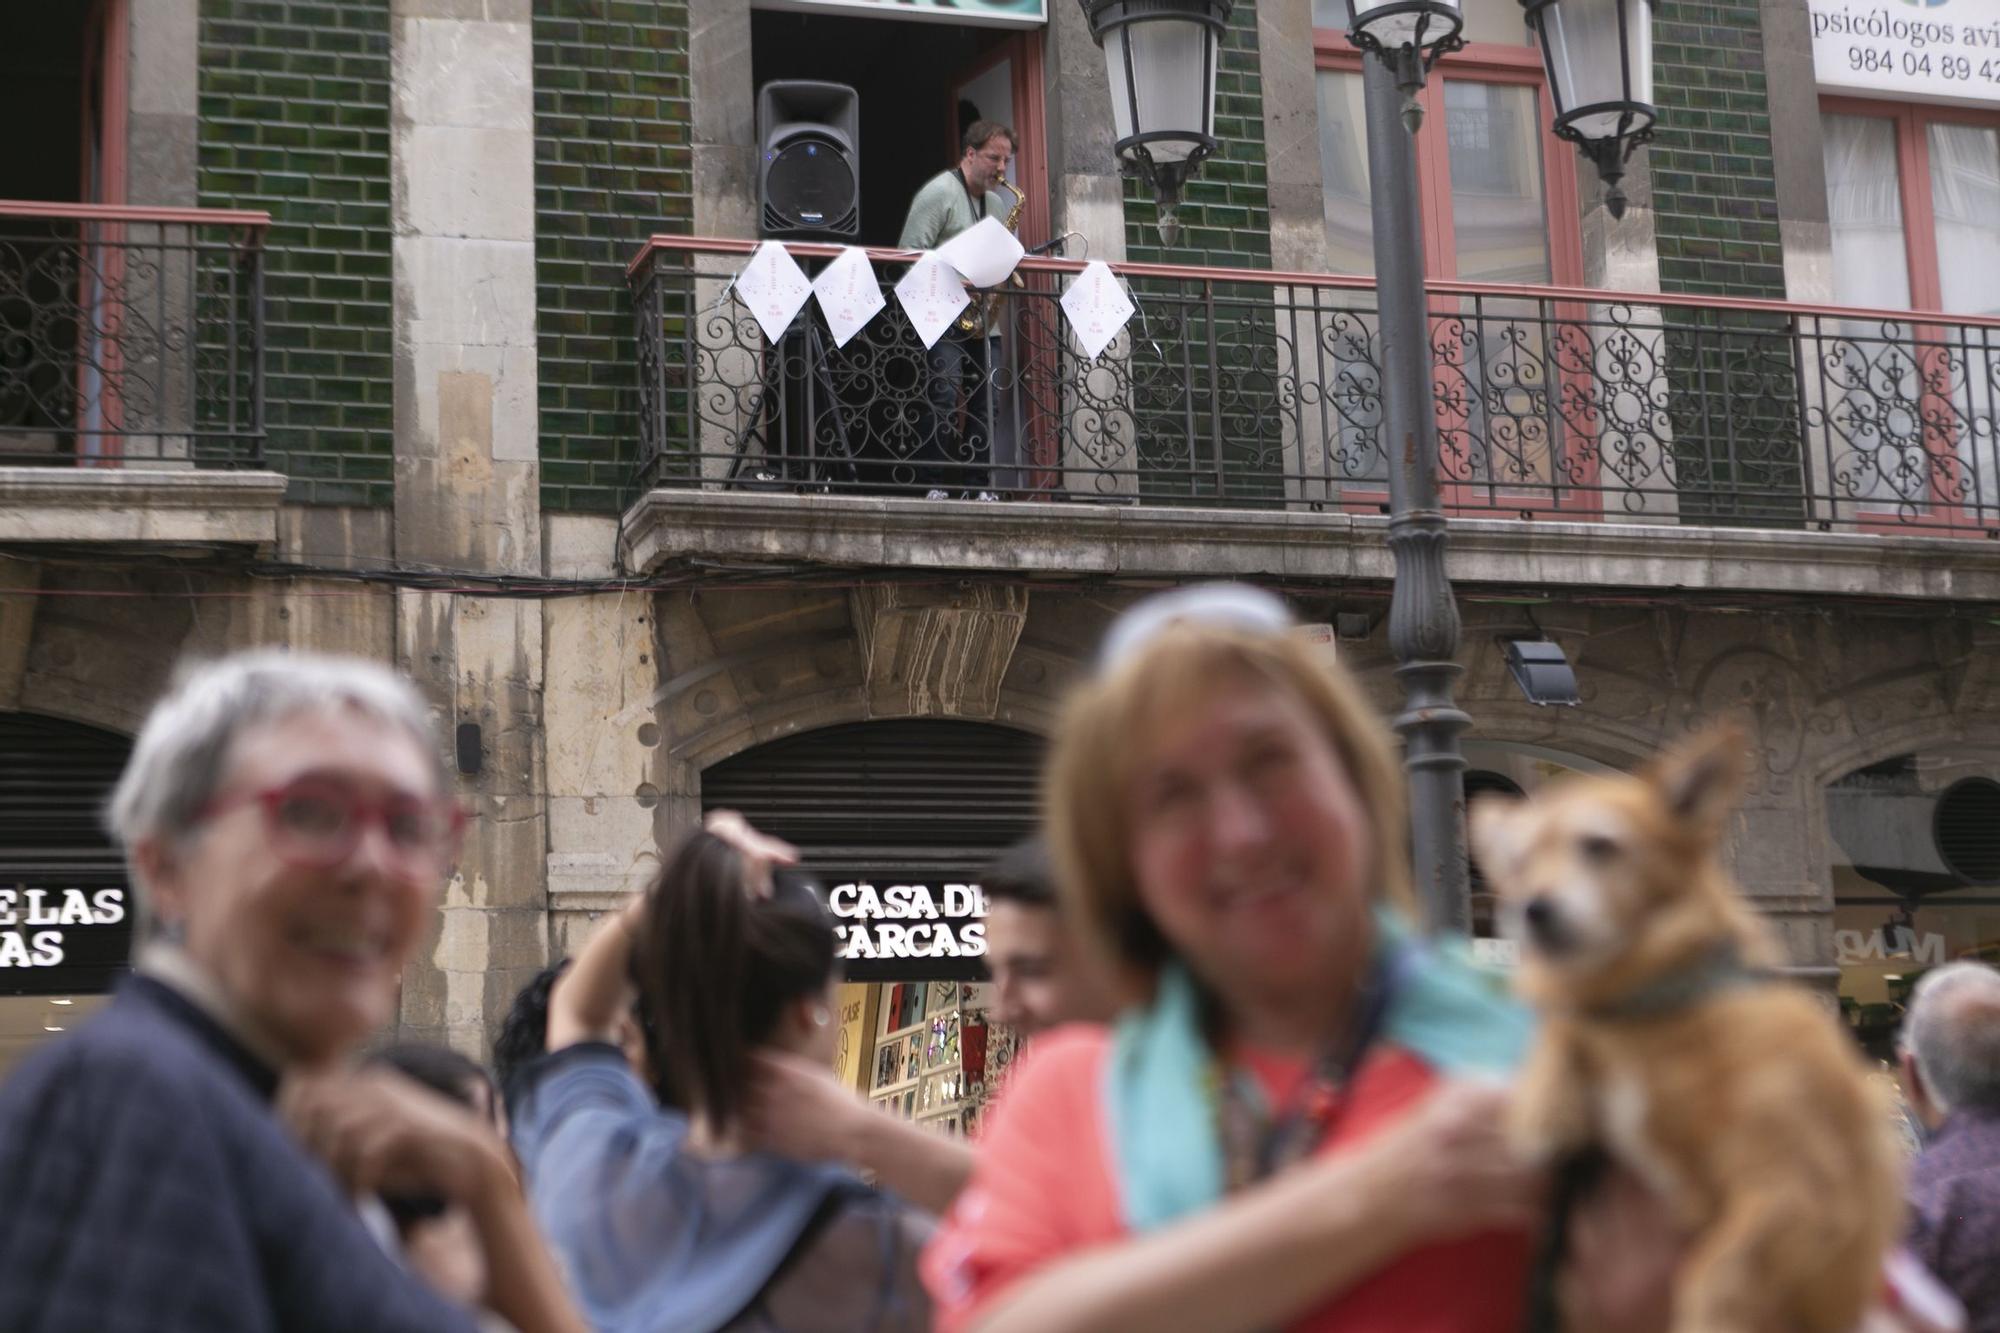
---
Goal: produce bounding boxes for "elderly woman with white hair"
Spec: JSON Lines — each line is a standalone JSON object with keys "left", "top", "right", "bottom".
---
{"left": 0, "top": 650, "right": 584, "bottom": 1333}
{"left": 1899, "top": 960, "right": 2000, "bottom": 1332}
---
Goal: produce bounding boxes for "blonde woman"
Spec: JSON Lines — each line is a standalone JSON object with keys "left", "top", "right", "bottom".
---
{"left": 921, "top": 585, "right": 1538, "bottom": 1333}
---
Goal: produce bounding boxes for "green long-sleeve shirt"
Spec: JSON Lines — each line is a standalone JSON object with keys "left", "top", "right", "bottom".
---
{"left": 899, "top": 169, "right": 1007, "bottom": 251}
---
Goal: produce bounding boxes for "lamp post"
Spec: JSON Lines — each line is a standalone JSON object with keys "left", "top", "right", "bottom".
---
{"left": 1079, "top": 0, "right": 1235, "bottom": 246}
{"left": 1341, "top": 0, "right": 1474, "bottom": 935}
{"left": 1086, "top": 0, "right": 1654, "bottom": 931}
{"left": 1522, "top": 0, "right": 1660, "bottom": 219}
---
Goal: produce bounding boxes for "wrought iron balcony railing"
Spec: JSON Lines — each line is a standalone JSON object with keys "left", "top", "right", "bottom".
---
{"left": 629, "top": 236, "right": 2000, "bottom": 537}
{"left": 0, "top": 201, "right": 268, "bottom": 468}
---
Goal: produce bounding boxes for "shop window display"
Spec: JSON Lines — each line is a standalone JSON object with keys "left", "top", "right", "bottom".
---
{"left": 861, "top": 978, "right": 1020, "bottom": 1138}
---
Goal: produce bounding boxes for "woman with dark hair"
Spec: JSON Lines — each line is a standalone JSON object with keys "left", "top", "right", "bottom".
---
{"left": 512, "top": 820, "right": 931, "bottom": 1333}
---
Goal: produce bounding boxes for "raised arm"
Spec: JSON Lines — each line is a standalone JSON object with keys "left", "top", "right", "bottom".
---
{"left": 745, "top": 1050, "right": 975, "bottom": 1214}
{"left": 547, "top": 810, "right": 798, "bottom": 1052}
{"left": 546, "top": 893, "right": 643, "bottom": 1052}
{"left": 283, "top": 1067, "right": 588, "bottom": 1333}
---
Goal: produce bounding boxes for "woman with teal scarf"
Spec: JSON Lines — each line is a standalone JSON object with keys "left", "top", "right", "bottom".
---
{"left": 919, "top": 584, "right": 1541, "bottom": 1333}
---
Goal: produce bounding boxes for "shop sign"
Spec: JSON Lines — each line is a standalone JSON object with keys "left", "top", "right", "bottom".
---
{"left": 1809, "top": 0, "right": 2000, "bottom": 104}
{"left": 829, "top": 880, "right": 988, "bottom": 981}
{"left": 0, "top": 885, "right": 133, "bottom": 996}
{"left": 759, "top": 0, "right": 1047, "bottom": 29}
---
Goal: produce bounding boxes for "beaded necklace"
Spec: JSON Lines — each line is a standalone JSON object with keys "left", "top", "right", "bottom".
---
{"left": 1210, "top": 942, "right": 1411, "bottom": 1191}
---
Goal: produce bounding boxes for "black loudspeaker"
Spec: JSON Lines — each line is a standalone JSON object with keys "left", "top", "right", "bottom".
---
{"left": 758, "top": 80, "right": 860, "bottom": 239}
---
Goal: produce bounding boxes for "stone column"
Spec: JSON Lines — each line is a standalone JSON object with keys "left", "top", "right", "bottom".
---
{"left": 127, "top": 0, "right": 200, "bottom": 209}
{"left": 689, "top": 0, "right": 757, "bottom": 240}
{"left": 125, "top": 0, "right": 205, "bottom": 463}
{"left": 1761, "top": 0, "right": 1834, "bottom": 307}
{"left": 1255, "top": 0, "right": 1341, "bottom": 510}
{"left": 1043, "top": 1, "right": 1127, "bottom": 264}
{"left": 541, "top": 515, "right": 665, "bottom": 947}
{"left": 389, "top": 0, "right": 547, "bottom": 1057}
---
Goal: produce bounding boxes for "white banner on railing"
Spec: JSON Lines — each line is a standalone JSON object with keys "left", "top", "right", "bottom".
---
{"left": 730, "top": 241, "right": 814, "bottom": 343}
{"left": 895, "top": 253, "right": 973, "bottom": 350}
{"left": 1060, "top": 261, "right": 1136, "bottom": 362}
{"left": 811, "top": 246, "right": 885, "bottom": 348}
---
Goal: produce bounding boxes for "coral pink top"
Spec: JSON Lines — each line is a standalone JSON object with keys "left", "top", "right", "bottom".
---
{"left": 921, "top": 1025, "right": 1530, "bottom": 1333}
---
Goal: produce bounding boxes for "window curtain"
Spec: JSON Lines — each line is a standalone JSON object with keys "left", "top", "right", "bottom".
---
{"left": 1822, "top": 113, "right": 1911, "bottom": 310}
{"left": 1927, "top": 122, "right": 2000, "bottom": 319}
{"left": 1926, "top": 122, "right": 2000, "bottom": 513}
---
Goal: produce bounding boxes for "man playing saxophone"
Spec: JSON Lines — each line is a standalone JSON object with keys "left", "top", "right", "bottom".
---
{"left": 900, "top": 120, "right": 1019, "bottom": 501}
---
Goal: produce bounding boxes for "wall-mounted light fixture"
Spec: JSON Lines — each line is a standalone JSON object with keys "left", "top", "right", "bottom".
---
{"left": 1504, "top": 638, "right": 1580, "bottom": 706}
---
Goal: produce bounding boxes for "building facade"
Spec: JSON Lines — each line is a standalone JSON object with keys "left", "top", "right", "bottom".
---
{"left": 2, "top": 0, "right": 1997, "bottom": 1078}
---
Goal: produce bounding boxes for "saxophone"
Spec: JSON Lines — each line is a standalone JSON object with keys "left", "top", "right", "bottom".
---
{"left": 956, "top": 178, "right": 1025, "bottom": 336}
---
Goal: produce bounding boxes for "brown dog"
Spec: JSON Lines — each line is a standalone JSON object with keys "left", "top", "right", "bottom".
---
{"left": 1468, "top": 725, "right": 1903, "bottom": 1333}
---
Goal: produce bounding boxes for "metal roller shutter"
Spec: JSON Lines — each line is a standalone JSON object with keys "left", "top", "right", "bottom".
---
{"left": 0, "top": 713, "right": 135, "bottom": 996}
{"left": 701, "top": 719, "right": 1047, "bottom": 880}
{"left": 703, "top": 721, "right": 1046, "bottom": 980}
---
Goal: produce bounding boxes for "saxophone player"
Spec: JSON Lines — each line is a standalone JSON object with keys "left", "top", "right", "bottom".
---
{"left": 899, "top": 120, "right": 1018, "bottom": 501}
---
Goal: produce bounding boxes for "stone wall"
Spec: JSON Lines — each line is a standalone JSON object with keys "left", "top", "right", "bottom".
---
{"left": 589, "top": 575, "right": 2000, "bottom": 973}
{"left": 199, "top": 0, "right": 396, "bottom": 507}
{"left": 532, "top": 0, "right": 694, "bottom": 514}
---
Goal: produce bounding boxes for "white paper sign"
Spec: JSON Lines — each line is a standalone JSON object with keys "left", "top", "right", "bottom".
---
{"left": 731, "top": 240, "right": 813, "bottom": 343}
{"left": 894, "top": 252, "right": 972, "bottom": 350}
{"left": 811, "top": 246, "right": 886, "bottom": 348}
{"left": 1059, "top": 261, "right": 1136, "bottom": 362}
{"left": 1807, "top": 0, "right": 2000, "bottom": 105}
{"left": 936, "top": 216, "right": 1026, "bottom": 290}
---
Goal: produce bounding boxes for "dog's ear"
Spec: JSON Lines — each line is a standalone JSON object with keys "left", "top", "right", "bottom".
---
{"left": 1467, "top": 792, "right": 1524, "bottom": 880}
{"left": 1647, "top": 723, "right": 1748, "bottom": 831}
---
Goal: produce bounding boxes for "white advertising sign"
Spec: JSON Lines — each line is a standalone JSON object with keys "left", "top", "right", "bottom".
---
{"left": 1809, "top": 0, "right": 2000, "bottom": 104}
{"left": 755, "top": 0, "right": 1046, "bottom": 30}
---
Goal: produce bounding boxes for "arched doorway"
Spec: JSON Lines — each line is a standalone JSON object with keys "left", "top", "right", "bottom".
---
{"left": 702, "top": 718, "right": 1045, "bottom": 1139}
{"left": 0, "top": 712, "right": 135, "bottom": 1076}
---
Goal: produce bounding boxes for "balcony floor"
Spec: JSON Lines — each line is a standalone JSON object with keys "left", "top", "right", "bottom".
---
{"left": 621, "top": 490, "right": 2000, "bottom": 604}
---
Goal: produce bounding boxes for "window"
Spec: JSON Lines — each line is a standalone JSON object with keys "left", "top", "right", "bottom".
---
{"left": 1311, "top": 0, "right": 1581, "bottom": 283}
{"left": 1311, "top": 2, "right": 1588, "bottom": 507}
{"left": 1820, "top": 100, "right": 2000, "bottom": 517}
{"left": 1822, "top": 100, "right": 2000, "bottom": 318}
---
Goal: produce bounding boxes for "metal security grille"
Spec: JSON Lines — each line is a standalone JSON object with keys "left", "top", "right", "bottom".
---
{"left": 701, "top": 720, "right": 1045, "bottom": 881}
{"left": 0, "top": 713, "right": 134, "bottom": 996}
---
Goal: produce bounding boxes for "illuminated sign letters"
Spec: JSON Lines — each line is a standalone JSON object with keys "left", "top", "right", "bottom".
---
{"left": 0, "top": 887, "right": 129, "bottom": 969}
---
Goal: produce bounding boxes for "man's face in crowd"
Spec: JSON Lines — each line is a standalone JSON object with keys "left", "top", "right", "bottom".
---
{"left": 961, "top": 133, "right": 1012, "bottom": 195}
{"left": 985, "top": 899, "right": 1102, "bottom": 1040}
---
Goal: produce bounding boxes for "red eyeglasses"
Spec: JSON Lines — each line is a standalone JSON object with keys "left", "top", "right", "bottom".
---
{"left": 199, "top": 776, "right": 467, "bottom": 877}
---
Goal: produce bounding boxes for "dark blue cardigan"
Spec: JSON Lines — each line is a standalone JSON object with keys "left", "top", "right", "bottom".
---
{"left": 0, "top": 976, "right": 485, "bottom": 1333}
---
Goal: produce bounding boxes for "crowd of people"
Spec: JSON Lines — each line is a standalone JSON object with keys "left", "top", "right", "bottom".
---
{"left": 0, "top": 585, "right": 1995, "bottom": 1333}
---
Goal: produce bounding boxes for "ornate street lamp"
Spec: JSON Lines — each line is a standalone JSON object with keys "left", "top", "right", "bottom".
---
{"left": 1521, "top": 0, "right": 1659, "bottom": 218}
{"left": 1342, "top": 0, "right": 1464, "bottom": 130}
{"left": 1079, "top": 0, "right": 1235, "bottom": 246}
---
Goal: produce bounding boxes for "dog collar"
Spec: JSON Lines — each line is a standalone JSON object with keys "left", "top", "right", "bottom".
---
{"left": 1583, "top": 940, "right": 1774, "bottom": 1022}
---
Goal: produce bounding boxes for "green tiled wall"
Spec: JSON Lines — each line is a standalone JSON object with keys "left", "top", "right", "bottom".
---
{"left": 1648, "top": 0, "right": 1787, "bottom": 299}
{"left": 1123, "top": 0, "right": 1273, "bottom": 270}
{"left": 533, "top": 0, "right": 693, "bottom": 513}
{"left": 199, "top": 0, "right": 394, "bottom": 506}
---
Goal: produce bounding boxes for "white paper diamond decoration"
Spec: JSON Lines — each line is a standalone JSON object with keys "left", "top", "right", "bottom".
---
{"left": 731, "top": 240, "right": 813, "bottom": 343}
{"left": 811, "top": 246, "right": 886, "bottom": 349}
{"left": 894, "top": 252, "right": 972, "bottom": 350}
{"left": 936, "top": 216, "right": 1025, "bottom": 290}
{"left": 1060, "top": 260, "right": 1136, "bottom": 362}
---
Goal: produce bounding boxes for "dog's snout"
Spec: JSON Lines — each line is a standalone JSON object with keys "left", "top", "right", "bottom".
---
{"left": 1522, "top": 895, "right": 1566, "bottom": 949}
